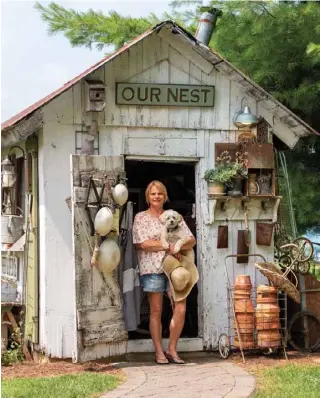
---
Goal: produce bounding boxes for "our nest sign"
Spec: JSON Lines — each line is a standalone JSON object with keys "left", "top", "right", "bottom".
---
{"left": 116, "top": 83, "right": 215, "bottom": 107}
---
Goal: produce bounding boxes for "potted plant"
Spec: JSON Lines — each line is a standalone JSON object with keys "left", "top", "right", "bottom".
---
{"left": 226, "top": 151, "right": 248, "bottom": 196}
{"left": 204, "top": 163, "right": 235, "bottom": 195}
{"left": 204, "top": 150, "right": 248, "bottom": 196}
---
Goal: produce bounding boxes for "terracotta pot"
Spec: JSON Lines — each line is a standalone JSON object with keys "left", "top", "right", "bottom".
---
{"left": 234, "top": 338, "right": 255, "bottom": 349}
{"left": 235, "top": 275, "right": 252, "bottom": 286}
{"left": 256, "top": 296, "right": 277, "bottom": 304}
{"left": 234, "top": 299, "right": 254, "bottom": 313}
{"left": 256, "top": 312, "right": 279, "bottom": 322}
{"left": 256, "top": 320, "right": 280, "bottom": 330}
{"left": 234, "top": 313, "right": 255, "bottom": 333}
{"left": 256, "top": 303, "right": 280, "bottom": 314}
{"left": 257, "top": 330, "right": 281, "bottom": 348}
{"left": 234, "top": 284, "right": 252, "bottom": 291}
{"left": 234, "top": 291, "right": 251, "bottom": 299}
{"left": 207, "top": 182, "right": 225, "bottom": 195}
{"left": 257, "top": 285, "right": 277, "bottom": 294}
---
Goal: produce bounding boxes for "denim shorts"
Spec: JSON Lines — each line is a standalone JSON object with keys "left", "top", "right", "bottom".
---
{"left": 140, "top": 273, "right": 170, "bottom": 293}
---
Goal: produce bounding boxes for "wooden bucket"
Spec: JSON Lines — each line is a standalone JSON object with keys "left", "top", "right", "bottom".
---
{"left": 257, "top": 330, "right": 281, "bottom": 348}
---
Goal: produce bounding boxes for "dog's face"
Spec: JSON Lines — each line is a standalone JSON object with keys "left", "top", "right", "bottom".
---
{"left": 159, "top": 210, "right": 183, "bottom": 229}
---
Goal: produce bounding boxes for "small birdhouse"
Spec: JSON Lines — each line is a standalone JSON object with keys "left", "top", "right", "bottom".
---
{"left": 85, "top": 80, "right": 106, "bottom": 112}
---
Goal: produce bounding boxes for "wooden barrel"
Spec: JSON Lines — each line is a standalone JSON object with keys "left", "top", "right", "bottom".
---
{"left": 257, "top": 330, "right": 281, "bottom": 348}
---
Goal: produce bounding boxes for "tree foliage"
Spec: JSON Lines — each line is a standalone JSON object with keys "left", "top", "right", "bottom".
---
{"left": 36, "top": 0, "right": 320, "bottom": 233}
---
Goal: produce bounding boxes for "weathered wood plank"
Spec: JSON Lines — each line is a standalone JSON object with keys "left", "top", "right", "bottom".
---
{"left": 77, "top": 307, "right": 124, "bottom": 329}
{"left": 2, "top": 110, "right": 43, "bottom": 148}
{"left": 82, "top": 322, "right": 127, "bottom": 346}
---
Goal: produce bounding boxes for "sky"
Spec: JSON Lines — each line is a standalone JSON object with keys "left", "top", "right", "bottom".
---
{"left": 1, "top": 0, "right": 173, "bottom": 122}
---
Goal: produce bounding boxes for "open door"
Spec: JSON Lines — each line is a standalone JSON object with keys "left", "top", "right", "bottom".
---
{"left": 70, "top": 155, "right": 127, "bottom": 362}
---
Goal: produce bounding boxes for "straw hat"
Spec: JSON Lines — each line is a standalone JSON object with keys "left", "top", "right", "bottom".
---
{"left": 162, "top": 254, "right": 199, "bottom": 302}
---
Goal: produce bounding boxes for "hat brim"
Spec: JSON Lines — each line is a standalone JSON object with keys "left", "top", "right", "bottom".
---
{"left": 162, "top": 253, "right": 199, "bottom": 302}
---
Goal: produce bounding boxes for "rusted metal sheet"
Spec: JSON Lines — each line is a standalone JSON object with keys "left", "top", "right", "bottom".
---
{"left": 215, "top": 143, "right": 238, "bottom": 165}
{"left": 246, "top": 143, "right": 274, "bottom": 169}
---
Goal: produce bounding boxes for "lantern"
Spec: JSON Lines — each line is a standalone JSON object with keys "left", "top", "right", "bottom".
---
{"left": 1, "top": 156, "right": 17, "bottom": 188}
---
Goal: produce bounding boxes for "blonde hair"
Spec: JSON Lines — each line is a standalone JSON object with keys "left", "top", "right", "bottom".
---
{"left": 145, "top": 180, "right": 168, "bottom": 205}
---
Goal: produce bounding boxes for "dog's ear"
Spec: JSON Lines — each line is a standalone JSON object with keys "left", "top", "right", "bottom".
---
{"left": 159, "top": 212, "right": 166, "bottom": 225}
{"left": 177, "top": 213, "right": 183, "bottom": 225}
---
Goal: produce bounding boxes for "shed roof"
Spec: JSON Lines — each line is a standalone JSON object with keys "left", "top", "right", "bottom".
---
{"left": 2, "top": 21, "right": 318, "bottom": 141}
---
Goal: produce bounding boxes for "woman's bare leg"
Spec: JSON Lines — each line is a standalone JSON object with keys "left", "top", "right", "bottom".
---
{"left": 167, "top": 299, "right": 186, "bottom": 359}
{"left": 148, "top": 292, "right": 167, "bottom": 362}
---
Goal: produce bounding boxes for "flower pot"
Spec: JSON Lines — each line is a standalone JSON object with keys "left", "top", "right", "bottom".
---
{"left": 227, "top": 177, "right": 244, "bottom": 197}
{"left": 207, "top": 181, "right": 225, "bottom": 195}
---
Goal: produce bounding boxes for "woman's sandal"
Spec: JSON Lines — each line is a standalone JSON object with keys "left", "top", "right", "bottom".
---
{"left": 155, "top": 357, "right": 169, "bottom": 365}
{"left": 164, "top": 352, "right": 185, "bottom": 365}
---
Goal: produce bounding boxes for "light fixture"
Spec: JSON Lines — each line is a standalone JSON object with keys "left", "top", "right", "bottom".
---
{"left": 233, "top": 101, "right": 258, "bottom": 129}
{"left": 1, "top": 146, "right": 26, "bottom": 215}
{"left": 1, "top": 156, "right": 17, "bottom": 188}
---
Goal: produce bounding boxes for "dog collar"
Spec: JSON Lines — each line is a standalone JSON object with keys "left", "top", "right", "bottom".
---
{"left": 167, "top": 225, "right": 179, "bottom": 232}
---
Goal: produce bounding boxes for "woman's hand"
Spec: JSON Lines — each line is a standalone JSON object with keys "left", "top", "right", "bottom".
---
{"left": 167, "top": 244, "right": 182, "bottom": 260}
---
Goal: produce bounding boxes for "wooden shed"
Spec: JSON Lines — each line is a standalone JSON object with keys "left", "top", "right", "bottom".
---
{"left": 1, "top": 21, "right": 317, "bottom": 362}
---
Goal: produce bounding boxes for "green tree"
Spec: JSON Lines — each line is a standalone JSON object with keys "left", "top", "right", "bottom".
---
{"left": 36, "top": 0, "right": 320, "bottom": 234}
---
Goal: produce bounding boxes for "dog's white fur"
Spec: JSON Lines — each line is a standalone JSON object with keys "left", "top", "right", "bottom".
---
{"left": 159, "top": 209, "right": 195, "bottom": 264}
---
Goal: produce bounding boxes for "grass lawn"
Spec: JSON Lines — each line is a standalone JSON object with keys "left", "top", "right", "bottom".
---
{"left": 2, "top": 372, "right": 122, "bottom": 398}
{"left": 253, "top": 363, "right": 320, "bottom": 398}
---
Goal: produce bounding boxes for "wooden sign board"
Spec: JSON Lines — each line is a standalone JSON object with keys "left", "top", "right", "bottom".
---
{"left": 116, "top": 83, "right": 215, "bottom": 107}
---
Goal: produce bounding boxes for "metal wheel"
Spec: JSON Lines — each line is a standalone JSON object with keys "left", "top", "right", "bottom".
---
{"left": 290, "top": 238, "right": 314, "bottom": 263}
{"left": 218, "top": 333, "right": 231, "bottom": 359}
{"left": 297, "top": 261, "right": 311, "bottom": 275}
{"left": 279, "top": 254, "right": 292, "bottom": 270}
{"left": 288, "top": 311, "right": 320, "bottom": 352}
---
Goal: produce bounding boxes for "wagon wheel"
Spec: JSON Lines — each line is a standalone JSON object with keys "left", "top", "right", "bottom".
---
{"left": 297, "top": 261, "right": 311, "bottom": 275}
{"left": 290, "top": 238, "right": 314, "bottom": 263}
{"left": 288, "top": 311, "right": 320, "bottom": 352}
{"left": 218, "top": 333, "right": 231, "bottom": 359}
{"left": 278, "top": 254, "right": 292, "bottom": 271}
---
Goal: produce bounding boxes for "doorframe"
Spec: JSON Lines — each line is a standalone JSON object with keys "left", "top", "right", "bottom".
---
{"left": 124, "top": 155, "right": 204, "bottom": 352}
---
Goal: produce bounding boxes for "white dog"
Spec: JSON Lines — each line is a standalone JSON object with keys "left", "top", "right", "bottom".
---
{"left": 159, "top": 210, "right": 195, "bottom": 264}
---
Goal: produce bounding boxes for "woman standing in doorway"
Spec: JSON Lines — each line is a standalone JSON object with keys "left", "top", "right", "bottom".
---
{"left": 133, "top": 180, "right": 196, "bottom": 364}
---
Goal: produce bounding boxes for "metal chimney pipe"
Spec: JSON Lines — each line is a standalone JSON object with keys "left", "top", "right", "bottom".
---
{"left": 195, "top": 8, "right": 222, "bottom": 46}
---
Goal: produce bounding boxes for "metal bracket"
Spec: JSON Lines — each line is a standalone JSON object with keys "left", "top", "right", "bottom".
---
{"left": 84, "top": 176, "right": 105, "bottom": 236}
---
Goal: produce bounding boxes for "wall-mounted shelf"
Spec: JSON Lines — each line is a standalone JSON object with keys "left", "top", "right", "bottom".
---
{"left": 206, "top": 195, "right": 281, "bottom": 224}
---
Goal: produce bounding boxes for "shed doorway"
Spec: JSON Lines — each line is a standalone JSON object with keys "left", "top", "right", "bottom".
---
{"left": 125, "top": 159, "right": 198, "bottom": 339}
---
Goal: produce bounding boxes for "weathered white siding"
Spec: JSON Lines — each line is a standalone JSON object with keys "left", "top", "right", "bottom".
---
{"left": 38, "top": 122, "right": 76, "bottom": 358}
{"left": 39, "top": 31, "right": 276, "bottom": 357}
